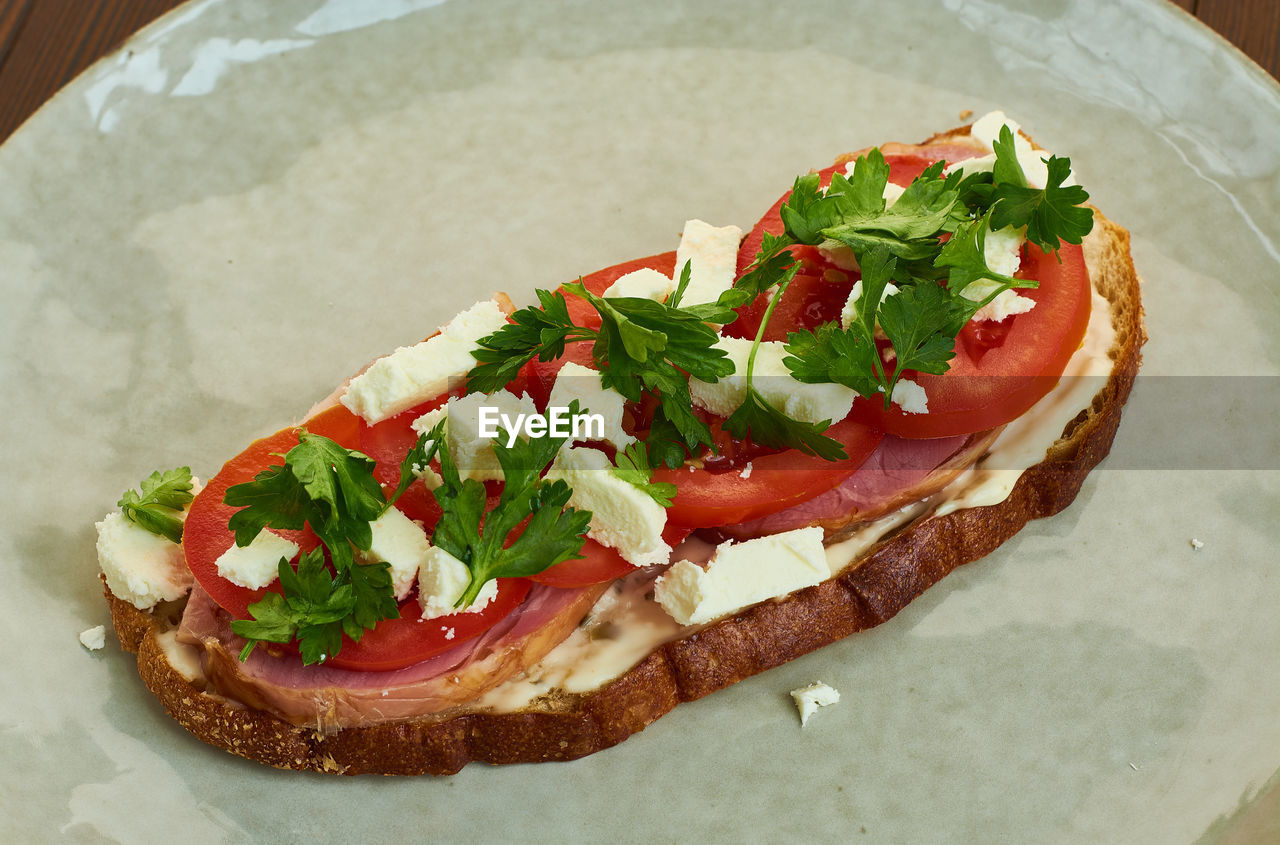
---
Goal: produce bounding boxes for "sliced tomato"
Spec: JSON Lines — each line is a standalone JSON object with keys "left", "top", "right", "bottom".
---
{"left": 860, "top": 241, "right": 1092, "bottom": 438}
{"left": 655, "top": 415, "right": 883, "bottom": 528}
{"left": 528, "top": 539, "right": 634, "bottom": 588}
{"left": 183, "top": 403, "right": 531, "bottom": 671}
{"left": 727, "top": 266, "right": 854, "bottom": 342}
{"left": 323, "top": 578, "right": 530, "bottom": 671}
{"left": 184, "top": 404, "right": 361, "bottom": 620}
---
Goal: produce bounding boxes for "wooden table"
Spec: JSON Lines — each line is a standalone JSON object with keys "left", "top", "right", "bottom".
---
{"left": 0, "top": 0, "right": 1277, "bottom": 144}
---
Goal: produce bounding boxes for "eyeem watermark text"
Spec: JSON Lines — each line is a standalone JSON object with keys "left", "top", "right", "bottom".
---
{"left": 477, "top": 406, "right": 604, "bottom": 447}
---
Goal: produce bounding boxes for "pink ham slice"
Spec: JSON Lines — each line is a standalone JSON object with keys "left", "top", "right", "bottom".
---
{"left": 715, "top": 429, "right": 1003, "bottom": 542}
{"left": 179, "top": 580, "right": 607, "bottom": 732}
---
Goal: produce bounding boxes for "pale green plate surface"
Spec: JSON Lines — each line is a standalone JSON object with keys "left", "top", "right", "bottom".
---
{"left": 1, "top": 1, "right": 1278, "bottom": 842}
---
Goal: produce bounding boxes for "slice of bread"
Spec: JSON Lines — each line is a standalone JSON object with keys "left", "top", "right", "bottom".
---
{"left": 102, "top": 124, "right": 1145, "bottom": 775}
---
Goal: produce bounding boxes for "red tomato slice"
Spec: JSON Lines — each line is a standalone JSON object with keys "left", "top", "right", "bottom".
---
{"left": 655, "top": 415, "right": 883, "bottom": 528}
{"left": 528, "top": 539, "right": 635, "bottom": 588}
{"left": 324, "top": 578, "right": 530, "bottom": 671}
{"left": 183, "top": 403, "right": 530, "bottom": 671}
{"left": 861, "top": 241, "right": 1092, "bottom": 438}
{"left": 184, "top": 404, "right": 360, "bottom": 620}
{"left": 727, "top": 266, "right": 853, "bottom": 342}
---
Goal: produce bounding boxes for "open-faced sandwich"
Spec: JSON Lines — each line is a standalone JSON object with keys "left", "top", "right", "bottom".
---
{"left": 95, "top": 112, "right": 1144, "bottom": 774}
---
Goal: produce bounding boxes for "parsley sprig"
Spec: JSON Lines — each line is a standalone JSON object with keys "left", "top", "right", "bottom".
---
{"left": 225, "top": 431, "right": 401, "bottom": 663}
{"left": 466, "top": 275, "right": 736, "bottom": 463}
{"left": 780, "top": 125, "right": 1092, "bottom": 408}
{"left": 721, "top": 265, "right": 848, "bottom": 460}
{"left": 117, "top": 467, "right": 196, "bottom": 544}
{"left": 611, "top": 442, "right": 678, "bottom": 507}
{"left": 424, "top": 414, "right": 592, "bottom": 608}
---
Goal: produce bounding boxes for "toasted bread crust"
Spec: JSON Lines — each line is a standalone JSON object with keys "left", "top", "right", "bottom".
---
{"left": 104, "top": 130, "right": 1145, "bottom": 775}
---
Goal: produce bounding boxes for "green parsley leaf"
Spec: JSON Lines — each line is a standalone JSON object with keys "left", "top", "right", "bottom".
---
{"left": 987, "top": 126, "right": 1093, "bottom": 253}
{"left": 781, "top": 244, "right": 892, "bottom": 399}
{"left": 231, "top": 549, "right": 357, "bottom": 664}
{"left": 386, "top": 430, "right": 441, "bottom": 511}
{"left": 611, "top": 442, "right": 677, "bottom": 507}
{"left": 117, "top": 466, "right": 195, "bottom": 544}
{"left": 934, "top": 215, "right": 1038, "bottom": 323}
{"left": 427, "top": 412, "right": 592, "bottom": 609}
{"left": 285, "top": 432, "right": 384, "bottom": 554}
{"left": 467, "top": 289, "right": 592, "bottom": 393}
{"left": 720, "top": 265, "right": 847, "bottom": 460}
{"left": 225, "top": 463, "right": 309, "bottom": 548}
{"left": 223, "top": 430, "right": 404, "bottom": 664}
{"left": 724, "top": 389, "right": 847, "bottom": 462}
{"left": 878, "top": 280, "right": 960, "bottom": 384}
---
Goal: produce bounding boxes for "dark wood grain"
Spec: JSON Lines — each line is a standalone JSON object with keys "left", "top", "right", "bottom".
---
{"left": 0, "top": 0, "right": 1275, "bottom": 147}
{"left": 1198, "top": 0, "right": 1280, "bottom": 79}
{"left": 0, "top": 0, "right": 32, "bottom": 71}
{"left": 0, "top": 0, "right": 183, "bottom": 141}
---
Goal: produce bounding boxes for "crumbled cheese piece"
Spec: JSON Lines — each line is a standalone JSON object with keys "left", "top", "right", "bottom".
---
{"left": 943, "top": 152, "right": 996, "bottom": 178}
{"left": 888, "top": 378, "right": 929, "bottom": 415}
{"left": 1190, "top": 538, "right": 1205, "bottom": 551}
{"left": 740, "top": 462, "right": 753, "bottom": 480}
{"left": 546, "top": 446, "right": 670, "bottom": 567}
{"left": 673, "top": 219, "right": 743, "bottom": 307}
{"left": 982, "top": 224, "right": 1024, "bottom": 278}
{"left": 688, "top": 336, "right": 855, "bottom": 425}
{"left": 341, "top": 299, "right": 508, "bottom": 424}
{"left": 820, "top": 179, "right": 908, "bottom": 271}
{"left": 791, "top": 682, "right": 841, "bottom": 726}
{"left": 956, "top": 223, "right": 1034, "bottom": 323}
{"left": 418, "top": 545, "right": 498, "bottom": 619}
{"left": 969, "top": 287, "right": 1037, "bottom": 323}
{"left": 654, "top": 526, "right": 827, "bottom": 625}
{"left": 411, "top": 388, "right": 537, "bottom": 482}
{"left": 215, "top": 529, "right": 300, "bottom": 589}
{"left": 363, "top": 507, "right": 432, "bottom": 600}
{"left": 840, "top": 279, "right": 900, "bottom": 330}
{"left": 79, "top": 625, "right": 107, "bottom": 651}
{"left": 547, "top": 361, "right": 635, "bottom": 450}
{"left": 603, "top": 267, "right": 674, "bottom": 302}
{"left": 96, "top": 512, "right": 194, "bottom": 610}
{"left": 968, "top": 110, "right": 1076, "bottom": 190}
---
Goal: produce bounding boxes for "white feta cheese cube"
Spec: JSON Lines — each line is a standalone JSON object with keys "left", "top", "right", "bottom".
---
{"left": 341, "top": 299, "right": 508, "bottom": 424}
{"left": 943, "top": 153, "right": 996, "bottom": 178}
{"left": 79, "top": 625, "right": 107, "bottom": 651}
{"left": 688, "top": 336, "right": 855, "bottom": 425}
{"left": 654, "top": 526, "right": 827, "bottom": 625}
{"left": 546, "top": 446, "right": 670, "bottom": 567}
{"left": 673, "top": 219, "right": 743, "bottom": 308}
{"left": 215, "top": 529, "right": 300, "bottom": 589}
{"left": 840, "top": 279, "right": 900, "bottom": 330}
{"left": 888, "top": 378, "right": 929, "bottom": 415}
{"left": 983, "top": 223, "right": 1025, "bottom": 278}
{"left": 363, "top": 507, "right": 431, "bottom": 600}
{"left": 968, "top": 110, "right": 1075, "bottom": 190}
{"left": 411, "top": 388, "right": 537, "bottom": 482}
{"left": 954, "top": 223, "right": 1034, "bottom": 323}
{"left": 417, "top": 545, "right": 498, "bottom": 619}
{"left": 602, "top": 267, "right": 674, "bottom": 302}
{"left": 547, "top": 361, "right": 635, "bottom": 450}
{"left": 96, "top": 511, "right": 194, "bottom": 610}
{"left": 791, "top": 682, "right": 841, "bottom": 726}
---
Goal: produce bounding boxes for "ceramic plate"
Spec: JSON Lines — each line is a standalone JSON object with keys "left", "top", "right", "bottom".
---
{"left": 2, "top": 0, "right": 1277, "bottom": 841}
